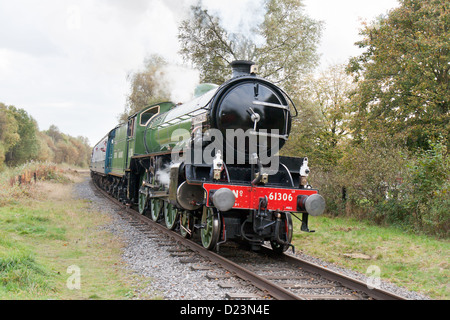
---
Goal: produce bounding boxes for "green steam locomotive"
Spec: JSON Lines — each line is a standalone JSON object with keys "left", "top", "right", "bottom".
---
{"left": 90, "top": 61, "right": 325, "bottom": 252}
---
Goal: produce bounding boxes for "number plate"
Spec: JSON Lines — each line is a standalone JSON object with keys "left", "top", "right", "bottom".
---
{"left": 203, "top": 183, "right": 318, "bottom": 212}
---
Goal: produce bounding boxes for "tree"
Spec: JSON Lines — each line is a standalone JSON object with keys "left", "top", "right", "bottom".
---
{"left": 348, "top": 0, "right": 449, "bottom": 150}
{"left": 178, "top": 0, "right": 322, "bottom": 92}
{"left": 282, "top": 64, "right": 354, "bottom": 167}
{"left": 46, "top": 124, "right": 64, "bottom": 143}
{"left": 178, "top": 5, "right": 236, "bottom": 84}
{"left": 35, "top": 131, "right": 54, "bottom": 162}
{"left": 41, "top": 126, "right": 91, "bottom": 167}
{"left": 4, "top": 106, "right": 39, "bottom": 166}
{"left": 1, "top": 103, "right": 92, "bottom": 168}
{"left": 119, "top": 54, "right": 170, "bottom": 122}
{"left": 311, "top": 64, "right": 354, "bottom": 150}
{"left": 256, "top": 0, "right": 323, "bottom": 91}
{"left": 0, "top": 103, "right": 20, "bottom": 167}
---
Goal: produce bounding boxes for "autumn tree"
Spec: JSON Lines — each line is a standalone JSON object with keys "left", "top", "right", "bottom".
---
{"left": 0, "top": 103, "right": 91, "bottom": 168}
{"left": 43, "top": 125, "right": 91, "bottom": 167}
{"left": 257, "top": 0, "right": 323, "bottom": 91}
{"left": 69, "top": 136, "right": 91, "bottom": 167}
{"left": 0, "top": 103, "right": 20, "bottom": 167}
{"left": 348, "top": 0, "right": 449, "bottom": 150}
{"left": 178, "top": 0, "right": 322, "bottom": 92}
{"left": 178, "top": 5, "right": 235, "bottom": 84}
{"left": 35, "top": 131, "right": 54, "bottom": 162}
{"left": 282, "top": 64, "right": 354, "bottom": 167}
{"left": 119, "top": 54, "right": 171, "bottom": 122}
{"left": 46, "top": 124, "right": 64, "bottom": 143}
{"left": 3, "top": 105, "right": 39, "bottom": 166}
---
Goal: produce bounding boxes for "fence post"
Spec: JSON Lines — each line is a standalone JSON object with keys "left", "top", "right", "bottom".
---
{"left": 342, "top": 186, "right": 347, "bottom": 202}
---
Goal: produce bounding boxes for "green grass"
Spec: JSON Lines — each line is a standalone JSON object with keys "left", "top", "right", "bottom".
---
{"left": 1, "top": 206, "right": 66, "bottom": 240}
{"left": 0, "top": 173, "right": 149, "bottom": 300}
{"left": 0, "top": 237, "right": 51, "bottom": 297}
{"left": 292, "top": 215, "right": 449, "bottom": 299}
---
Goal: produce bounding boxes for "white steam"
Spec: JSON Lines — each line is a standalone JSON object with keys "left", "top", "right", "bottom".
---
{"left": 154, "top": 64, "right": 200, "bottom": 104}
{"left": 201, "top": 0, "right": 266, "bottom": 41}
{"left": 155, "top": 162, "right": 181, "bottom": 189}
{"left": 156, "top": 168, "right": 171, "bottom": 189}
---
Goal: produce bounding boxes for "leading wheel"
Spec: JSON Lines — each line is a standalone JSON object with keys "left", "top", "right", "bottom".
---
{"left": 201, "top": 207, "right": 221, "bottom": 250}
{"left": 270, "top": 212, "right": 293, "bottom": 254}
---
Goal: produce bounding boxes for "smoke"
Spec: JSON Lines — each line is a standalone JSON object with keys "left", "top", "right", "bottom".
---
{"left": 107, "top": 0, "right": 151, "bottom": 14}
{"left": 109, "top": 0, "right": 264, "bottom": 104}
{"left": 154, "top": 64, "right": 200, "bottom": 104}
{"left": 155, "top": 162, "right": 182, "bottom": 188}
{"left": 201, "top": 0, "right": 266, "bottom": 41}
{"left": 156, "top": 168, "right": 171, "bottom": 189}
{"left": 147, "top": 0, "right": 266, "bottom": 104}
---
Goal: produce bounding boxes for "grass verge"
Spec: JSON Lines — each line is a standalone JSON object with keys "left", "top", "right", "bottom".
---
{"left": 292, "top": 215, "right": 449, "bottom": 299}
{"left": 0, "top": 168, "right": 147, "bottom": 299}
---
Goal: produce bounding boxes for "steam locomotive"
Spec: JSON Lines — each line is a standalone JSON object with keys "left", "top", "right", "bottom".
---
{"left": 90, "top": 61, "right": 325, "bottom": 252}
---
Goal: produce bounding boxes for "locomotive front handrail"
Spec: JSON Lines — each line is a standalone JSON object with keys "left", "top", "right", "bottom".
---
{"left": 248, "top": 129, "right": 289, "bottom": 141}
{"left": 252, "top": 100, "right": 290, "bottom": 110}
{"left": 277, "top": 86, "right": 299, "bottom": 118}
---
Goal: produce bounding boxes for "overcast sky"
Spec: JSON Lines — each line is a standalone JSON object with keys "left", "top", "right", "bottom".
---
{"left": 0, "top": 0, "right": 399, "bottom": 146}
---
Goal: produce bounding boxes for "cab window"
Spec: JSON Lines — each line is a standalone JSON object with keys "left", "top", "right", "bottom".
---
{"left": 140, "top": 106, "right": 160, "bottom": 126}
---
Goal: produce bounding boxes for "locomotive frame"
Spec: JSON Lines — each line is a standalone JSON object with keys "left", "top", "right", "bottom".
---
{"left": 90, "top": 61, "right": 325, "bottom": 253}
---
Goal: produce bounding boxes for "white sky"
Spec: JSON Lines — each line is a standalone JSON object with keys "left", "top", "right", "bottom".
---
{"left": 0, "top": 0, "right": 399, "bottom": 146}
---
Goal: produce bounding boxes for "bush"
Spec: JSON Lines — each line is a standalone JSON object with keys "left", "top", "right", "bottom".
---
{"left": 400, "top": 141, "right": 449, "bottom": 237}
{"left": 0, "top": 162, "right": 72, "bottom": 206}
{"left": 311, "top": 137, "right": 407, "bottom": 216}
{"left": 310, "top": 138, "right": 449, "bottom": 238}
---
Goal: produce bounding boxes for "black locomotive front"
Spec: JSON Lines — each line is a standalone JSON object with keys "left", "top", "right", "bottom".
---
{"left": 179, "top": 60, "right": 324, "bottom": 252}
{"left": 209, "top": 60, "right": 292, "bottom": 161}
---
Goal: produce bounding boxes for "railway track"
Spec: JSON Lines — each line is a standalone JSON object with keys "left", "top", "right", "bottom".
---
{"left": 92, "top": 181, "right": 407, "bottom": 301}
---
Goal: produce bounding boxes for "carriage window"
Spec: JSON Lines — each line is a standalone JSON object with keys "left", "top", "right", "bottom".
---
{"left": 140, "top": 106, "right": 160, "bottom": 126}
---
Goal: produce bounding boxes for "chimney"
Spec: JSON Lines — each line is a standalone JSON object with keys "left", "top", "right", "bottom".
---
{"left": 231, "top": 60, "right": 258, "bottom": 78}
